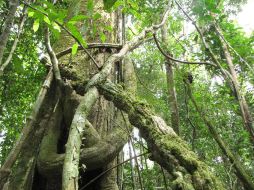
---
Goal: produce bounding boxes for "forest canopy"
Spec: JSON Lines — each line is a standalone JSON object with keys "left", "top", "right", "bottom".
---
{"left": 0, "top": 0, "right": 254, "bottom": 189}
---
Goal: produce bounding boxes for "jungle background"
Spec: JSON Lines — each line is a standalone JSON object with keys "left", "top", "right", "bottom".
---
{"left": 0, "top": 0, "right": 254, "bottom": 189}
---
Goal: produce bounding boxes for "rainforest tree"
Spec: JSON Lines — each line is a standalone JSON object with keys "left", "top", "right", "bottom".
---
{"left": 0, "top": 0, "right": 254, "bottom": 189}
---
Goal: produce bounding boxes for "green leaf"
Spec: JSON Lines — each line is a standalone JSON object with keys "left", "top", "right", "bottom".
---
{"left": 103, "top": 0, "right": 118, "bottom": 10}
{"left": 194, "top": 35, "right": 199, "bottom": 42}
{"left": 71, "top": 43, "right": 79, "bottom": 55}
{"left": 93, "top": 13, "right": 102, "bottom": 20}
{"left": 100, "top": 32, "right": 106, "bottom": 43}
{"left": 105, "top": 25, "right": 113, "bottom": 32}
{"left": 67, "top": 23, "right": 87, "bottom": 47}
{"left": 43, "top": 16, "right": 51, "bottom": 25}
{"left": 69, "top": 15, "right": 89, "bottom": 22}
{"left": 113, "top": 1, "right": 124, "bottom": 9}
{"left": 33, "top": 19, "right": 40, "bottom": 32}
{"left": 52, "top": 23, "right": 61, "bottom": 33}
{"left": 28, "top": 11, "right": 35, "bottom": 17}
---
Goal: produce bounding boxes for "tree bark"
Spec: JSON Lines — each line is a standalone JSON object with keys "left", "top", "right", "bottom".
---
{"left": 62, "top": 87, "right": 99, "bottom": 190}
{"left": 98, "top": 80, "right": 225, "bottom": 190}
{"left": 162, "top": 24, "right": 180, "bottom": 134}
{"left": 214, "top": 24, "right": 254, "bottom": 143}
{"left": 0, "top": 0, "right": 19, "bottom": 66}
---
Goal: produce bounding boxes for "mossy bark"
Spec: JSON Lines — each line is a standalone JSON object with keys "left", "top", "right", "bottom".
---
{"left": 3, "top": 0, "right": 126, "bottom": 189}
{"left": 98, "top": 80, "right": 225, "bottom": 190}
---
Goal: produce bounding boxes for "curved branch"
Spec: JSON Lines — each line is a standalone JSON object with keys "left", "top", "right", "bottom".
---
{"left": 45, "top": 28, "right": 63, "bottom": 87}
{"left": 56, "top": 43, "right": 123, "bottom": 59}
{"left": 37, "top": 120, "right": 130, "bottom": 178}
{"left": 153, "top": 33, "right": 216, "bottom": 67}
{"left": 62, "top": 87, "right": 99, "bottom": 190}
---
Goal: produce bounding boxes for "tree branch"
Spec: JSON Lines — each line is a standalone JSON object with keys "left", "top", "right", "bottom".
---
{"left": 0, "top": 4, "right": 27, "bottom": 76}
{"left": 174, "top": 0, "right": 231, "bottom": 78}
{"left": 153, "top": 33, "right": 217, "bottom": 67}
{"left": 213, "top": 23, "right": 254, "bottom": 74}
{"left": 185, "top": 80, "right": 254, "bottom": 190}
{"left": 45, "top": 28, "right": 63, "bottom": 87}
{"left": 0, "top": 0, "right": 19, "bottom": 66}
{"left": 62, "top": 87, "right": 99, "bottom": 190}
{"left": 97, "top": 80, "right": 225, "bottom": 190}
{"left": 56, "top": 43, "right": 123, "bottom": 58}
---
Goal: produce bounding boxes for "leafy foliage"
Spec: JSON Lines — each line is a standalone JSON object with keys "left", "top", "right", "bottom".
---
{"left": 0, "top": 0, "right": 254, "bottom": 189}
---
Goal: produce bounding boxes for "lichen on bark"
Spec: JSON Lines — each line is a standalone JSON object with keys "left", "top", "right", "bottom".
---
{"left": 98, "top": 80, "right": 225, "bottom": 190}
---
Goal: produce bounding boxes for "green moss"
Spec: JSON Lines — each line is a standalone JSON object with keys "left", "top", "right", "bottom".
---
{"left": 172, "top": 174, "right": 195, "bottom": 190}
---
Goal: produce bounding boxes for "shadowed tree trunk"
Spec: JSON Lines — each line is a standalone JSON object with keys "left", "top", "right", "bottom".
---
{"left": 3, "top": 0, "right": 127, "bottom": 189}
{"left": 0, "top": 1, "right": 228, "bottom": 190}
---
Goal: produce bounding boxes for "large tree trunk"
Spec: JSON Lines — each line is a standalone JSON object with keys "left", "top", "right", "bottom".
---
{"left": 1, "top": 1, "right": 227, "bottom": 190}
{"left": 4, "top": 0, "right": 127, "bottom": 189}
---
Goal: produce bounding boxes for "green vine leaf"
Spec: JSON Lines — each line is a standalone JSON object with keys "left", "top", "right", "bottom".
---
{"left": 33, "top": 19, "right": 40, "bottom": 32}
{"left": 71, "top": 43, "right": 79, "bottom": 55}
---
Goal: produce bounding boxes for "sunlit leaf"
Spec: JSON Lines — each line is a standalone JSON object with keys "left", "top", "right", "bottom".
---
{"left": 28, "top": 11, "right": 35, "bottom": 17}
{"left": 43, "top": 16, "right": 51, "bottom": 25}
{"left": 100, "top": 32, "right": 106, "bottom": 43}
{"left": 103, "top": 0, "right": 118, "bottom": 10}
{"left": 93, "top": 13, "right": 101, "bottom": 20}
{"left": 52, "top": 22, "right": 61, "bottom": 32}
{"left": 70, "top": 15, "right": 89, "bottom": 22}
{"left": 87, "top": 0, "right": 94, "bottom": 11}
{"left": 71, "top": 43, "right": 79, "bottom": 55}
{"left": 33, "top": 19, "right": 40, "bottom": 32}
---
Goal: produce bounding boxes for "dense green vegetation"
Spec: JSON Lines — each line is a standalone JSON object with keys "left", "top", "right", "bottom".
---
{"left": 0, "top": 0, "right": 253, "bottom": 189}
